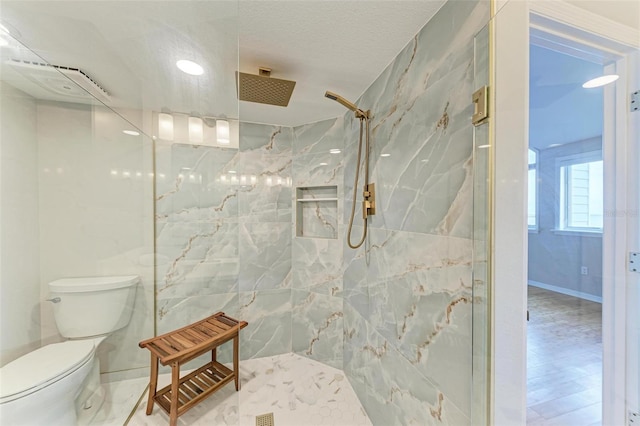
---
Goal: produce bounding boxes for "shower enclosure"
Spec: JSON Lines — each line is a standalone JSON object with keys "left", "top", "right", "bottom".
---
{"left": 0, "top": 0, "right": 492, "bottom": 424}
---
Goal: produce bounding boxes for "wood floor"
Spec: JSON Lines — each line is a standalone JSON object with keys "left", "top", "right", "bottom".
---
{"left": 527, "top": 286, "right": 602, "bottom": 426}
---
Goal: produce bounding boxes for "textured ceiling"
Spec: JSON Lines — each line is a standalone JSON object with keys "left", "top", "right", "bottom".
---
{"left": 0, "top": 1, "right": 446, "bottom": 128}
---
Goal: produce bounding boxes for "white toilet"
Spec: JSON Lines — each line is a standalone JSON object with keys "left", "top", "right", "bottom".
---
{"left": 0, "top": 275, "right": 139, "bottom": 426}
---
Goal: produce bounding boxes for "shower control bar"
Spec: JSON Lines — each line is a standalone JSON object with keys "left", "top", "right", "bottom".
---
{"left": 363, "top": 183, "right": 376, "bottom": 219}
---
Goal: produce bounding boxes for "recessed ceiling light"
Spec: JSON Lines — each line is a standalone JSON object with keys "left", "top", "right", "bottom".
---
{"left": 582, "top": 74, "right": 619, "bottom": 88}
{"left": 176, "top": 59, "right": 204, "bottom": 76}
{"left": 228, "top": 170, "right": 237, "bottom": 174}
{"left": 477, "top": 144, "right": 490, "bottom": 149}
{"left": 329, "top": 149, "right": 341, "bottom": 154}
{"left": 548, "top": 143, "right": 562, "bottom": 148}
{"left": 123, "top": 130, "right": 140, "bottom": 136}
{"left": 380, "top": 153, "right": 391, "bottom": 157}
{"left": 319, "top": 162, "right": 328, "bottom": 166}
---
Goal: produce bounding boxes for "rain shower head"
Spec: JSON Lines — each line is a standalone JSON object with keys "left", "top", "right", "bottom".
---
{"left": 324, "top": 91, "right": 358, "bottom": 112}
{"left": 236, "top": 67, "right": 296, "bottom": 107}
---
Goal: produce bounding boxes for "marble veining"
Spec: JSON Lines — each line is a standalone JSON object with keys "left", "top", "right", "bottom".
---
{"left": 238, "top": 289, "right": 292, "bottom": 359}
{"left": 339, "top": 0, "right": 489, "bottom": 423}
{"left": 239, "top": 222, "right": 291, "bottom": 292}
{"left": 128, "top": 353, "right": 371, "bottom": 426}
{"left": 293, "top": 117, "right": 344, "bottom": 156}
{"left": 292, "top": 290, "right": 343, "bottom": 369}
{"left": 148, "top": 1, "right": 490, "bottom": 424}
{"left": 291, "top": 235, "right": 343, "bottom": 297}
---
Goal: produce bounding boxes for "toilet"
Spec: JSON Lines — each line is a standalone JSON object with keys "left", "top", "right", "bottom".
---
{"left": 0, "top": 275, "right": 139, "bottom": 426}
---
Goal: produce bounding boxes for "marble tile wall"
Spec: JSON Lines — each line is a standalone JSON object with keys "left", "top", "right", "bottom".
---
{"left": 155, "top": 121, "right": 293, "bottom": 363}
{"left": 152, "top": 2, "right": 489, "bottom": 422}
{"left": 340, "top": 0, "right": 490, "bottom": 424}
{"left": 291, "top": 118, "right": 345, "bottom": 369}
{"left": 237, "top": 122, "right": 293, "bottom": 360}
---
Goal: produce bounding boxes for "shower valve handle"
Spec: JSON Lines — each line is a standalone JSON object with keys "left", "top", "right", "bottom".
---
{"left": 362, "top": 183, "right": 376, "bottom": 218}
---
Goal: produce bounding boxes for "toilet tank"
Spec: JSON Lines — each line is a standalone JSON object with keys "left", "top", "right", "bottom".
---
{"left": 48, "top": 276, "right": 139, "bottom": 339}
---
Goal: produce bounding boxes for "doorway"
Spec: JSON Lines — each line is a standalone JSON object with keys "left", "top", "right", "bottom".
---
{"left": 526, "top": 41, "right": 607, "bottom": 425}
{"left": 492, "top": 2, "right": 640, "bottom": 425}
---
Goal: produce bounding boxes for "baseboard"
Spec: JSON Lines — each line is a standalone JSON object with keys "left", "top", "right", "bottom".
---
{"left": 528, "top": 280, "right": 603, "bottom": 303}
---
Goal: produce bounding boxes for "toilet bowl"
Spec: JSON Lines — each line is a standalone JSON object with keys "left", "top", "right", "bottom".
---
{"left": 0, "top": 340, "right": 96, "bottom": 426}
{"left": 0, "top": 275, "right": 138, "bottom": 426}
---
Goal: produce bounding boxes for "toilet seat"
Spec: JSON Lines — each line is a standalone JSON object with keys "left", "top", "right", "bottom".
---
{"left": 0, "top": 340, "right": 95, "bottom": 403}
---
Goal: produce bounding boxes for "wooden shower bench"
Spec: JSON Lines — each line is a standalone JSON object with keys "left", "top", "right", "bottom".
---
{"left": 139, "top": 312, "right": 248, "bottom": 426}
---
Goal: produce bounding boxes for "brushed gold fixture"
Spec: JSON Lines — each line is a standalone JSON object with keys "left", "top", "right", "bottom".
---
{"left": 363, "top": 183, "right": 376, "bottom": 218}
{"left": 324, "top": 90, "right": 373, "bottom": 249}
{"left": 236, "top": 67, "right": 296, "bottom": 107}
{"left": 255, "top": 412, "right": 275, "bottom": 426}
{"left": 472, "top": 85, "right": 489, "bottom": 126}
{"left": 325, "top": 91, "right": 371, "bottom": 119}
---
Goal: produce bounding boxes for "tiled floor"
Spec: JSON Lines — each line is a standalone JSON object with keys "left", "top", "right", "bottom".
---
{"left": 127, "top": 353, "right": 371, "bottom": 426}
{"left": 86, "top": 377, "right": 148, "bottom": 426}
{"left": 526, "top": 286, "right": 602, "bottom": 426}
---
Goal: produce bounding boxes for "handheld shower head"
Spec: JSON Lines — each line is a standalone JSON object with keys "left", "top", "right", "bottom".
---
{"left": 324, "top": 91, "right": 358, "bottom": 112}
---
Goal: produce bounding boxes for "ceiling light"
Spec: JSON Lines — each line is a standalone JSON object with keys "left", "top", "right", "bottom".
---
{"left": 216, "top": 119, "right": 230, "bottom": 145}
{"left": 176, "top": 60, "right": 204, "bottom": 76}
{"left": 123, "top": 130, "right": 140, "bottom": 136}
{"left": 329, "top": 149, "right": 341, "bottom": 154}
{"left": 158, "top": 113, "right": 174, "bottom": 140}
{"left": 188, "top": 117, "right": 203, "bottom": 144}
{"left": 582, "top": 74, "right": 619, "bottom": 88}
{"left": 477, "top": 144, "right": 490, "bottom": 149}
{"left": 228, "top": 170, "right": 237, "bottom": 174}
{"left": 380, "top": 153, "right": 391, "bottom": 157}
{"left": 319, "top": 162, "right": 328, "bottom": 166}
{"left": 0, "top": 37, "right": 8, "bottom": 47}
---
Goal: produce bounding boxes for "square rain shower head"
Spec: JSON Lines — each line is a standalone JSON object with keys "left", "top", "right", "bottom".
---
{"left": 236, "top": 68, "right": 296, "bottom": 107}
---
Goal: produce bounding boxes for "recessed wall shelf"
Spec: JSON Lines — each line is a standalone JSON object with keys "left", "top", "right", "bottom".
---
{"left": 296, "top": 186, "right": 338, "bottom": 239}
{"left": 297, "top": 198, "right": 338, "bottom": 202}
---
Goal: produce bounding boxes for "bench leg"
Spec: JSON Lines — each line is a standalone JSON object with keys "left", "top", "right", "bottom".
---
{"left": 170, "top": 363, "right": 180, "bottom": 426}
{"left": 211, "top": 347, "right": 217, "bottom": 363}
{"left": 146, "top": 353, "right": 159, "bottom": 415}
{"left": 233, "top": 335, "right": 240, "bottom": 391}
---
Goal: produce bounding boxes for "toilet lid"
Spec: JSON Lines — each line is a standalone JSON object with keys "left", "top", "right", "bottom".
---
{"left": 0, "top": 340, "right": 95, "bottom": 400}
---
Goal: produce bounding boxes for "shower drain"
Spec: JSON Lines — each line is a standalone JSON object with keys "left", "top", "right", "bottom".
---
{"left": 255, "top": 412, "right": 275, "bottom": 426}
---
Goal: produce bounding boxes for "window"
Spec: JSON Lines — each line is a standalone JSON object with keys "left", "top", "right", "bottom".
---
{"left": 528, "top": 149, "right": 538, "bottom": 230}
{"left": 557, "top": 151, "right": 603, "bottom": 231}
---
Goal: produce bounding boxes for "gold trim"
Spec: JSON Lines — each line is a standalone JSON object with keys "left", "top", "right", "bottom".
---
{"left": 152, "top": 137, "right": 157, "bottom": 339}
{"left": 487, "top": 0, "right": 497, "bottom": 424}
{"left": 123, "top": 383, "right": 149, "bottom": 425}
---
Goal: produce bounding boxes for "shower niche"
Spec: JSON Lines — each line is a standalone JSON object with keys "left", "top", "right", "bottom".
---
{"left": 295, "top": 186, "right": 338, "bottom": 239}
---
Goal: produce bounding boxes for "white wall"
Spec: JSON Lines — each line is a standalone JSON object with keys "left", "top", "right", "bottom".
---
{"left": 0, "top": 82, "right": 41, "bottom": 366}
{"left": 565, "top": 0, "right": 639, "bottom": 29}
{"left": 528, "top": 138, "right": 604, "bottom": 300}
{"left": 493, "top": 1, "right": 640, "bottom": 424}
{"left": 492, "top": 1, "right": 529, "bottom": 424}
{"left": 37, "top": 102, "right": 154, "bottom": 376}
